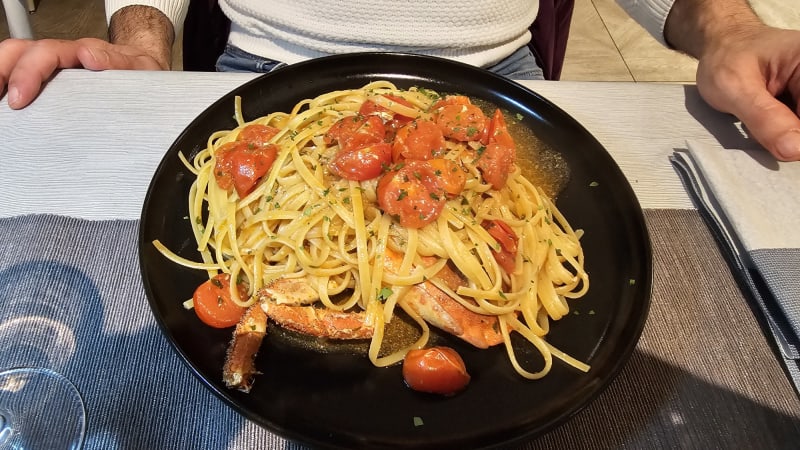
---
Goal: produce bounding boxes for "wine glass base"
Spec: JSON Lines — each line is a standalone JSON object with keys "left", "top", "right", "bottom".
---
{"left": 0, "top": 367, "right": 86, "bottom": 449}
{"left": 0, "top": 410, "right": 11, "bottom": 446}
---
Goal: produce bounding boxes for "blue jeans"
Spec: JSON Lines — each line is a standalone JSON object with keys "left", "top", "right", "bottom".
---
{"left": 215, "top": 45, "right": 544, "bottom": 80}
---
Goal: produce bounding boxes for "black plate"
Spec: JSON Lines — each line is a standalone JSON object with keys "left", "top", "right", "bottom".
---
{"left": 139, "top": 53, "right": 651, "bottom": 449}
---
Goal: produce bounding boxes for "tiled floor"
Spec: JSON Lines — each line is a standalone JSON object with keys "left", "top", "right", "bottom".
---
{"left": 1, "top": 0, "right": 799, "bottom": 81}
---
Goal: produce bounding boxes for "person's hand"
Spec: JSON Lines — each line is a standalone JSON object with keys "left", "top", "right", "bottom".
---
{"left": 0, "top": 37, "right": 168, "bottom": 109}
{"left": 694, "top": 25, "right": 800, "bottom": 162}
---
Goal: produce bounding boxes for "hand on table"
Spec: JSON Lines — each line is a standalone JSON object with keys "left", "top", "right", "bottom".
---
{"left": 0, "top": 37, "right": 167, "bottom": 109}
{"left": 694, "top": 25, "right": 800, "bottom": 162}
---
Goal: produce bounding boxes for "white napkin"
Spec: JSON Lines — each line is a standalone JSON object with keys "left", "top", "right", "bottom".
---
{"left": 671, "top": 140, "right": 800, "bottom": 390}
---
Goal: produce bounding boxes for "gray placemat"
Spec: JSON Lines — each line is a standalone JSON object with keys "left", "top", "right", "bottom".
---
{"left": 1, "top": 213, "right": 799, "bottom": 449}
{"left": 0, "top": 215, "right": 289, "bottom": 449}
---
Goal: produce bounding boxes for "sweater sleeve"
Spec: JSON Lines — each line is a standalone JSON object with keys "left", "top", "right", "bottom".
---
{"left": 615, "top": 0, "right": 676, "bottom": 46}
{"left": 105, "top": 0, "right": 190, "bottom": 33}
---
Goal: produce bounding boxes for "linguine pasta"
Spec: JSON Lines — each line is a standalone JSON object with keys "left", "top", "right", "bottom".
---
{"left": 154, "top": 80, "right": 590, "bottom": 380}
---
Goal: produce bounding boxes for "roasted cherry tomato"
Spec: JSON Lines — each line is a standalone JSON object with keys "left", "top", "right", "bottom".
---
{"left": 359, "top": 94, "right": 414, "bottom": 120}
{"left": 360, "top": 96, "right": 414, "bottom": 140}
{"left": 427, "top": 158, "right": 466, "bottom": 197}
{"left": 392, "top": 119, "right": 446, "bottom": 162}
{"left": 214, "top": 141, "right": 279, "bottom": 198}
{"left": 192, "top": 273, "right": 247, "bottom": 328}
{"left": 476, "top": 110, "right": 516, "bottom": 190}
{"left": 403, "top": 346, "right": 471, "bottom": 395}
{"left": 483, "top": 219, "right": 519, "bottom": 274}
{"left": 325, "top": 115, "right": 386, "bottom": 151}
{"left": 377, "top": 160, "right": 446, "bottom": 229}
{"left": 328, "top": 142, "right": 392, "bottom": 181}
{"left": 432, "top": 95, "right": 487, "bottom": 142}
{"left": 237, "top": 123, "right": 280, "bottom": 146}
{"left": 326, "top": 115, "right": 390, "bottom": 180}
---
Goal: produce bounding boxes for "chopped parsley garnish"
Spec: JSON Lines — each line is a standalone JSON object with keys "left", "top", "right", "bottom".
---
{"left": 377, "top": 287, "right": 393, "bottom": 302}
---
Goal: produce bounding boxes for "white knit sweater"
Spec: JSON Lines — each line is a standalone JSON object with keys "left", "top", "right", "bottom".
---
{"left": 105, "top": 0, "right": 676, "bottom": 68}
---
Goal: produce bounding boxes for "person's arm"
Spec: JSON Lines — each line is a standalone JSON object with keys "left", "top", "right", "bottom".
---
{"left": 106, "top": 5, "right": 175, "bottom": 70}
{"left": 663, "top": 0, "right": 760, "bottom": 58}
{"left": 104, "top": 0, "right": 191, "bottom": 69}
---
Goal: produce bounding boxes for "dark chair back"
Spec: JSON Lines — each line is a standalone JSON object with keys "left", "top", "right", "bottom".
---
{"left": 529, "top": 0, "right": 575, "bottom": 80}
{"left": 182, "top": 0, "right": 230, "bottom": 72}
{"left": 182, "top": 1, "right": 575, "bottom": 80}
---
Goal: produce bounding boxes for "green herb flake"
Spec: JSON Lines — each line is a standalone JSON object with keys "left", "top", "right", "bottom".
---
{"left": 629, "top": 278, "right": 636, "bottom": 286}
{"left": 377, "top": 287, "right": 393, "bottom": 302}
{"left": 413, "top": 416, "right": 424, "bottom": 427}
{"left": 589, "top": 181, "right": 599, "bottom": 187}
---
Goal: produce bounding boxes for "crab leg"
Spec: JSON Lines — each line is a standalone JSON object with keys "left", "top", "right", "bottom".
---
{"left": 260, "top": 301, "right": 374, "bottom": 340}
{"left": 223, "top": 303, "right": 268, "bottom": 392}
{"left": 223, "top": 249, "right": 505, "bottom": 391}
{"left": 384, "top": 248, "right": 504, "bottom": 349}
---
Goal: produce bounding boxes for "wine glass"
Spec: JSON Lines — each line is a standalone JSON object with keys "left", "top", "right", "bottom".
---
{"left": 0, "top": 367, "right": 86, "bottom": 449}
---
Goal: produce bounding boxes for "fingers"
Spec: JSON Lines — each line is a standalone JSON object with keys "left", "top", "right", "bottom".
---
{"left": 0, "top": 39, "right": 35, "bottom": 101}
{"left": 74, "top": 40, "right": 165, "bottom": 71}
{"left": 697, "top": 38, "right": 800, "bottom": 162}
{"left": 1, "top": 37, "right": 165, "bottom": 110}
{"left": 3, "top": 39, "right": 88, "bottom": 109}
{"left": 730, "top": 86, "right": 800, "bottom": 162}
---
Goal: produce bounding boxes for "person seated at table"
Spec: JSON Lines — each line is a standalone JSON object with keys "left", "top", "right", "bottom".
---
{"left": 0, "top": 0, "right": 798, "bottom": 162}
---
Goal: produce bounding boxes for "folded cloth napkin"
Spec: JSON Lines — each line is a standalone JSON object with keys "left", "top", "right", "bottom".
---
{"left": 671, "top": 141, "right": 800, "bottom": 393}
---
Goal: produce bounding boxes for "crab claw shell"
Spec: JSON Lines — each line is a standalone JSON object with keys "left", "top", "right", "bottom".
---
{"left": 223, "top": 303, "right": 268, "bottom": 392}
{"left": 260, "top": 301, "right": 374, "bottom": 340}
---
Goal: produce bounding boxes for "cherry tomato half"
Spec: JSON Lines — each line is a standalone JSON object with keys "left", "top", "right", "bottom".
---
{"left": 483, "top": 219, "right": 519, "bottom": 274}
{"left": 328, "top": 142, "right": 392, "bottom": 181}
{"left": 402, "top": 346, "right": 471, "bottom": 395}
{"left": 476, "top": 109, "right": 517, "bottom": 190}
{"left": 192, "top": 273, "right": 247, "bottom": 328}
{"left": 325, "top": 115, "right": 386, "bottom": 151}
{"left": 359, "top": 94, "right": 414, "bottom": 119}
{"left": 237, "top": 123, "right": 280, "bottom": 146}
{"left": 392, "top": 119, "right": 446, "bottom": 162}
{"left": 432, "top": 96, "right": 487, "bottom": 142}
{"left": 214, "top": 141, "right": 279, "bottom": 198}
{"left": 427, "top": 158, "right": 466, "bottom": 197}
{"left": 377, "top": 160, "right": 446, "bottom": 229}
